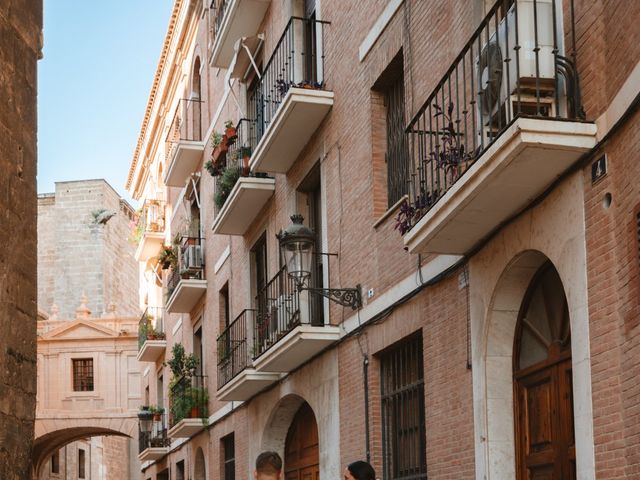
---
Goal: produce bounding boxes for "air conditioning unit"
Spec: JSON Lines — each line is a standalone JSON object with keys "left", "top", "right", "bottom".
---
{"left": 476, "top": 0, "right": 556, "bottom": 141}
{"left": 182, "top": 245, "right": 203, "bottom": 272}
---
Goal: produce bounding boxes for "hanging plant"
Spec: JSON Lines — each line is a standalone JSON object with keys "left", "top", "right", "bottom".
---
{"left": 204, "top": 159, "right": 223, "bottom": 177}
{"left": 156, "top": 245, "right": 177, "bottom": 270}
{"left": 214, "top": 165, "right": 242, "bottom": 210}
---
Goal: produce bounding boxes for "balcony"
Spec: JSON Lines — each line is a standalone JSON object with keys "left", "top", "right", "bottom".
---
{"left": 168, "top": 375, "right": 208, "bottom": 438}
{"left": 165, "top": 237, "right": 207, "bottom": 314}
{"left": 398, "top": 0, "right": 596, "bottom": 255}
{"left": 164, "top": 99, "right": 205, "bottom": 188}
{"left": 247, "top": 17, "right": 334, "bottom": 174}
{"left": 216, "top": 309, "right": 279, "bottom": 401}
{"left": 210, "top": 119, "right": 275, "bottom": 236}
{"left": 252, "top": 263, "right": 339, "bottom": 373}
{"left": 134, "top": 199, "right": 166, "bottom": 262}
{"left": 209, "top": 0, "right": 270, "bottom": 68}
{"left": 138, "top": 412, "right": 170, "bottom": 462}
{"left": 137, "top": 307, "right": 167, "bottom": 363}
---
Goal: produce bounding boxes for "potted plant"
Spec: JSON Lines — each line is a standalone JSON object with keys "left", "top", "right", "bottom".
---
{"left": 166, "top": 344, "right": 200, "bottom": 426}
{"left": 214, "top": 165, "right": 242, "bottom": 210}
{"left": 204, "top": 159, "right": 222, "bottom": 177}
{"left": 210, "top": 131, "right": 227, "bottom": 165}
{"left": 149, "top": 405, "right": 165, "bottom": 422}
{"left": 185, "top": 386, "right": 209, "bottom": 419}
{"left": 156, "top": 245, "right": 177, "bottom": 270}
{"left": 166, "top": 343, "right": 198, "bottom": 379}
{"left": 224, "top": 120, "right": 237, "bottom": 143}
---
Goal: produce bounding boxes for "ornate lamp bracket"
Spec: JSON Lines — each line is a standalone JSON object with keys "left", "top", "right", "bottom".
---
{"left": 298, "top": 284, "right": 362, "bottom": 310}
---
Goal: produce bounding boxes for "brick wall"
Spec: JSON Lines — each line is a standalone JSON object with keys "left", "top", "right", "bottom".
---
{"left": 583, "top": 107, "right": 640, "bottom": 479}
{"left": 338, "top": 274, "right": 474, "bottom": 479}
{"left": 0, "top": 1, "right": 42, "bottom": 478}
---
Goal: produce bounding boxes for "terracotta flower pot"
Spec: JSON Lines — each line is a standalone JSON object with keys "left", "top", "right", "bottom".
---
{"left": 224, "top": 127, "right": 237, "bottom": 141}
{"left": 211, "top": 144, "right": 227, "bottom": 166}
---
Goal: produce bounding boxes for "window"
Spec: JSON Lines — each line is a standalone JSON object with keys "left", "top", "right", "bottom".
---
{"left": 222, "top": 433, "right": 235, "bottom": 480}
{"left": 220, "top": 282, "right": 230, "bottom": 330}
{"left": 373, "top": 51, "right": 408, "bottom": 208}
{"left": 157, "top": 374, "right": 164, "bottom": 409}
{"left": 380, "top": 333, "right": 427, "bottom": 480}
{"left": 51, "top": 450, "right": 60, "bottom": 474}
{"left": 194, "top": 326, "right": 203, "bottom": 376}
{"left": 176, "top": 460, "right": 185, "bottom": 480}
{"left": 72, "top": 359, "right": 94, "bottom": 392}
{"left": 78, "top": 448, "right": 86, "bottom": 479}
{"left": 297, "top": 165, "right": 324, "bottom": 325}
{"left": 251, "top": 233, "right": 268, "bottom": 300}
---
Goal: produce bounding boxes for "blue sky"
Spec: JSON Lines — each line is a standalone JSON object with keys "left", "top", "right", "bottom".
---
{"left": 38, "top": 0, "right": 174, "bottom": 204}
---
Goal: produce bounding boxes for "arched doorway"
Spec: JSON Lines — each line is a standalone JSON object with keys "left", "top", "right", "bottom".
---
{"left": 284, "top": 402, "right": 319, "bottom": 480}
{"left": 513, "top": 262, "right": 575, "bottom": 479}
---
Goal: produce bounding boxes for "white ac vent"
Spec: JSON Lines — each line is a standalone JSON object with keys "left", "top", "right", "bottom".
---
{"left": 183, "top": 245, "right": 203, "bottom": 271}
{"left": 476, "top": 0, "right": 556, "bottom": 139}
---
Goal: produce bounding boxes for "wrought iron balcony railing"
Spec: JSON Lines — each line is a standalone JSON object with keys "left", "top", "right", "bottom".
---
{"left": 247, "top": 16, "right": 329, "bottom": 147}
{"left": 169, "top": 375, "right": 208, "bottom": 427}
{"left": 165, "top": 98, "right": 204, "bottom": 163}
{"left": 211, "top": 118, "right": 272, "bottom": 214}
{"left": 217, "top": 309, "right": 253, "bottom": 389}
{"left": 399, "top": 0, "right": 585, "bottom": 235}
{"left": 211, "top": 0, "right": 229, "bottom": 39}
{"left": 137, "top": 307, "right": 166, "bottom": 349}
{"left": 253, "top": 254, "right": 327, "bottom": 359}
{"left": 138, "top": 411, "right": 170, "bottom": 452}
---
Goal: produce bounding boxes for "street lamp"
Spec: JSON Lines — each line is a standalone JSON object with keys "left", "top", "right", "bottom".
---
{"left": 137, "top": 408, "right": 154, "bottom": 435}
{"left": 277, "top": 214, "right": 362, "bottom": 310}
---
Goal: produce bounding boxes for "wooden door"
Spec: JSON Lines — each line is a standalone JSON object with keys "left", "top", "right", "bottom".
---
{"left": 515, "top": 357, "right": 574, "bottom": 479}
{"left": 285, "top": 403, "right": 320, "bottom": 480}
{"left": 514, "top": 263, "right": 575, "bottom": 480}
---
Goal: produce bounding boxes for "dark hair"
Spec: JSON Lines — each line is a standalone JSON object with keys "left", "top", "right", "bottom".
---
{"left": 256, "top": 451, "right": 282, "bottom": 475}
{"left": 347, "top": 461, "right": 376, "bottom": 480}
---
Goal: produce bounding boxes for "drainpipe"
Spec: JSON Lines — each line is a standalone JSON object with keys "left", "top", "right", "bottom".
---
{"left": 363, "top": 355, "right": 371, "bottom": 463}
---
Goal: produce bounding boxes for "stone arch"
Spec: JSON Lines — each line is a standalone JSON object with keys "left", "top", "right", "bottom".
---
{"left": 33, "top": 416, "right": 137, "bottom": 479}
{"left": 260, "top": 394, "right": 308, "bottom": 458}
{"left": 472, "top": 249, "right": 595, "bottom": 479}
{"left": 194, "top": 446, "right": 206, "bottom": 480}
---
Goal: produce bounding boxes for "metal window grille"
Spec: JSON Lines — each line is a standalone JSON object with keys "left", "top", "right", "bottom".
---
{"left": 385, "top": 72, "right": 409, "bottom": 207}
{"left": 72, "top": 359, "right": 94, "bottom": 392}
{"left": 380, "top": 334, "right": 427, "bottom": 480}
{"left": 223, "top": 433, "right": 235, "bottom": 480}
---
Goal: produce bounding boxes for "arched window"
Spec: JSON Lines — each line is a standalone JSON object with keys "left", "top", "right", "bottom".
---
{"left": 513, "top": 263, "right": 575, "bottom": 479}
{"left": 190, "top": 57, "right": 202, "bottom": 141}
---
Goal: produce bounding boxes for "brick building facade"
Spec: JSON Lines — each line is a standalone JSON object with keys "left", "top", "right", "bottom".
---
{"left": 0, "top": 1, "right": 43, "bottom": 478}
{"left": 128, "top": 1, "right": 640, "bottom": 479}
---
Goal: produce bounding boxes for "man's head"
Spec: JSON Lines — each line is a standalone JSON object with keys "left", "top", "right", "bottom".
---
{"left": 254, "top": 451, "right": 282, "bottom": 480}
